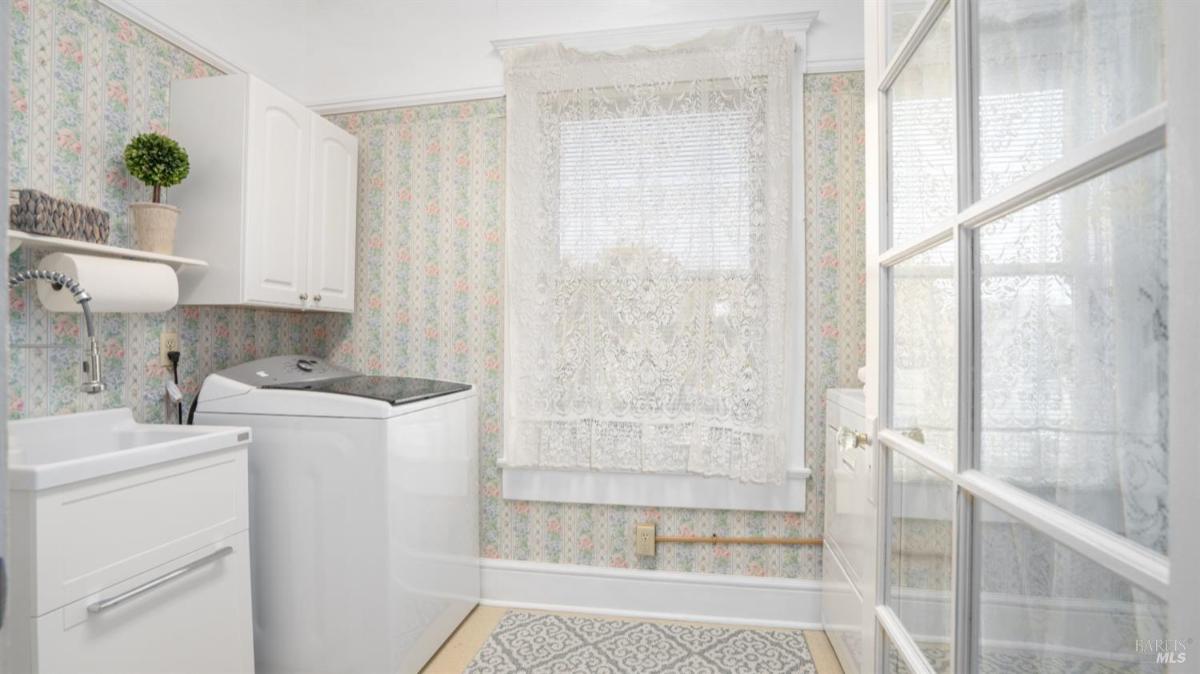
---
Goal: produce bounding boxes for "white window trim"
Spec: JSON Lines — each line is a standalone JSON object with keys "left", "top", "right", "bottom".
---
{"left": 500, "top": 465, "right": 812, "bottom": 513}
{"left": 494, "top": 13, "right": 814, "bottom": 512}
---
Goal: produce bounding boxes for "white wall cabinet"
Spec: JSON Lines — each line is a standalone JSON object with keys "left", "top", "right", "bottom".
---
{"left": 169, "top": 74, "right": 357, "bottom": 312}
{"left": 305, "top": 116, "right": 358, "bottom": 312}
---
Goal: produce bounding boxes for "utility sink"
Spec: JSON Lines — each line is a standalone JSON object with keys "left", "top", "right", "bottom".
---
{"left": 8, "top": 407, "right": 251, "bottom": 491}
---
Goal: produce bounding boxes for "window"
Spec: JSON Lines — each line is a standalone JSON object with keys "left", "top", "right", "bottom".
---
{"left": 501, "top": 24, "right": 806, "bottom": 507}
{"left": 558, "top": 108, "right": 755, "bottom": 272}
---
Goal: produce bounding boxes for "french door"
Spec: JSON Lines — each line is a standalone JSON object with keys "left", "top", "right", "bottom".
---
{"left": 864, "top": 0, "right": 1198, "bottom": 671}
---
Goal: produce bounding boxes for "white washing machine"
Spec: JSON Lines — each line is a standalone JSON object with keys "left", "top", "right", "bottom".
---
{"left": 193, "top": 355, "right": 479, "bottom": 674}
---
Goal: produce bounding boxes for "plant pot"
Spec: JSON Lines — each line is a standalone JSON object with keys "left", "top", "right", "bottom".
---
{"left": 130, "top": 202, "right": 180, "bottom": 255}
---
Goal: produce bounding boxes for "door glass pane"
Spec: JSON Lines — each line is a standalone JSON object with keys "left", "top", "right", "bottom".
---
{"left": 888, "top": 453, "right": 954, "bottom": 673}
{"left": 978, "top": 151, "right": 1168, "bottom": 553}
{"left": 887, "top": 0, "right": 930, "bottom": 61}
{"left": 977, "top": 502, "right": 1168, "bottom": 672}
{"left": 975, "top": 0, "right": 1165, "bottom": 197}
{"left": 891, "top": 241, "right": 956, "bottom": 464}
{"left": 888, "top": 8, "right": 955, "bottom": 249}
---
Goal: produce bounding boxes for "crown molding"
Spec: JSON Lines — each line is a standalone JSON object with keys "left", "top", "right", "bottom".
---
{"left": 97, "top": 0, "right": 246, "bottom": 75}
{"left": 310, "top": 86, "right": 506, "bottom": 115}
{"left": 491, "top": 11, "right": 819, "bottom": 54}
{"left": 94, "top": 4, "right": 851, "bottom": 117}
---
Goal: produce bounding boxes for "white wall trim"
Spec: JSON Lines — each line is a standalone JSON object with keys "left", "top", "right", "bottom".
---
{"left": 501, "top": 466, "right": 811, "bottom": 512}
{"left": 491, "top": 12, "right": 818, "bottom": 53}
{"left": 96, "top": 0, "right": 246, "bottom": 75}
{"left": 310, "top": 86, "right": 507, "bottom": 115}
{"left": 806, "top": 57, "right": 865, "bottom": 74}
{"left": 480, "top": 559, "right": 822, "bottom": 629}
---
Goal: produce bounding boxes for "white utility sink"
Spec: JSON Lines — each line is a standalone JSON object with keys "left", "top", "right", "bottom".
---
{"left": 8, "top": 407, "right": 251, "bottom": 491}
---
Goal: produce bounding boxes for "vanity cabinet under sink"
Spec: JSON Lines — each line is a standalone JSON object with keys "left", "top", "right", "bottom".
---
{"left": 2, "top": 410, "right": 254, "bottom": 674}
{"left": 168, "top": 73, "right": 358, "bottom": 313}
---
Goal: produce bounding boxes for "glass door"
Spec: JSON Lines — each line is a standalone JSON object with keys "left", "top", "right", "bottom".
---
{"left": 865, "top": 0, "right": 1190, "bottom": 670}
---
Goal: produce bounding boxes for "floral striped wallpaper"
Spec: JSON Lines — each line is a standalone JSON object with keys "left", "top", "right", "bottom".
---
{"left": 322, "top": 72, "right": 865, "bottom": 579}
{"left": 6, "top": 0, "right": 865, "bottom": 581}
{"left": 7, "top": 0, "right": 326, "bottom": 421}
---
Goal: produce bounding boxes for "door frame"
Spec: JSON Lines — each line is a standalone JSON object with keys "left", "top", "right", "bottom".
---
{"left": 1165, "top": 0, "right": 1200, "bottom": 657}
{"left": 863, "top": 0, "right": 1194, "bottom": 670}
{"left": 0, "top": 0, "right": 10, "bottom": 633}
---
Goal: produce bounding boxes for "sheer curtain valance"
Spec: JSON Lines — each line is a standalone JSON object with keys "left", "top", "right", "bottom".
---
{"left": 502, "top": 27, "right": 796, "bottom": 484}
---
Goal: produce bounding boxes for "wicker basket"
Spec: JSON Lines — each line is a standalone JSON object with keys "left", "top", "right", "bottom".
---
{"left": 8, "top": 189, "right": 111, "bottom": 244}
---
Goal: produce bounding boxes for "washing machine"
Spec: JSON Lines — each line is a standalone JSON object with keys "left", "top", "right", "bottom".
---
{"left": 193, "top": 355, "right": 479, "bottom": 674}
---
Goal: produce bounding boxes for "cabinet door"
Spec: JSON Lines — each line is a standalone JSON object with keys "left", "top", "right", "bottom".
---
{"left": 244, "top": 80, "right": 311, "bottom": 308}
{"left": 307, "top": 117, "right": 358, "bottom": 313}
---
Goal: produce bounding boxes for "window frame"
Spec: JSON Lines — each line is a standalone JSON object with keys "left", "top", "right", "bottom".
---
{"left": 496, "top": 14, "right": 816, "bottom": 511}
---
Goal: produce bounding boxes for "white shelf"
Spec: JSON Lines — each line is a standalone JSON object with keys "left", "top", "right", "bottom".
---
{"left": 7, "top": 230, "right": 208, "bottom": 272}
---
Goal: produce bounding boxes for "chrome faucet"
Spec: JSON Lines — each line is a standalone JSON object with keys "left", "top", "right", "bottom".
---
{"left": 9, "top": 269, "right": 105, "bottom": 394}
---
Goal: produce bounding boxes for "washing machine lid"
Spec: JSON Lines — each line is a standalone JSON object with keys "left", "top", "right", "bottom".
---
{"left": 196, "top": 355, "right": 474, "bottom": 418}
{"left": 206, "top": 355, "right": 359, "bottom": 388}
{"left": 265, "top": 375, "right": 471, "bottom": 406}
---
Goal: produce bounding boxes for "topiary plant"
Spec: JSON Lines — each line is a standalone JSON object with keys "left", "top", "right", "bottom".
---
{"left": 123, "top": 132, "right": 189, "bottom": 203}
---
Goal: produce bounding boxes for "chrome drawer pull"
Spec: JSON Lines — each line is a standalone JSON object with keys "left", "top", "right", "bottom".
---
{"left": 87, "top": 546, "right": 233, "bottom": 614}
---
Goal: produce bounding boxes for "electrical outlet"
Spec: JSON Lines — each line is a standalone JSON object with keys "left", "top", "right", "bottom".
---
{"left": 160, "top": 331, "right": 180, "bottom": 366}
{"left": 635, "top": 523, "right": 656, "bottom": 557}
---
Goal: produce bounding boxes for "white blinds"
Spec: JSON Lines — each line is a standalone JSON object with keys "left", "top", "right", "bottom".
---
{"left": 502, "top": 27, "right": 796, "bottom": 484}
{"left": 558, "top": 108, "right": 755, "bottom": 271}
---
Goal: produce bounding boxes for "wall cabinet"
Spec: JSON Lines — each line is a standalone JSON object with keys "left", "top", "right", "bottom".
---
{"left": 169, "top": 74, "right": 357, "bottom": 312}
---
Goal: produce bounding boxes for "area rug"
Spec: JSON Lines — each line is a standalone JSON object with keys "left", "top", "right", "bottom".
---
{"left": 464, "top": 610, "right": 818, "bottom": 673}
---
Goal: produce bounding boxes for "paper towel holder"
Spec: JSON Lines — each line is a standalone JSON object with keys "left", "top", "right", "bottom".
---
{"left": 34, "top": 252, "right": 179, "bottom": 315}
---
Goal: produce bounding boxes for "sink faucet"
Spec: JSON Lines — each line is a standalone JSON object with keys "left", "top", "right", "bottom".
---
{"left": 9, "top": 269, "right": 105, "bottom": 394}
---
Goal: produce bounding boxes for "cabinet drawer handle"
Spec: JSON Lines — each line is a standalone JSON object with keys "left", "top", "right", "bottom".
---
{"left": 87, "top": 546, "right": 234, "bottom": 614}
{"left": 299, "top": 293, "right": 308, "bottom": 301}
{"left": 313, "top": 294, "right": 322, "bottom": 302}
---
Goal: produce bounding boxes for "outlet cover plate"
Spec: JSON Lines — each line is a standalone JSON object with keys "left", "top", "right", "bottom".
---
{"left": 160, "top": 331, "right": 179, "bottom": 366}
{"left": 635, "top": 523, "right": 656, "bottom": 557}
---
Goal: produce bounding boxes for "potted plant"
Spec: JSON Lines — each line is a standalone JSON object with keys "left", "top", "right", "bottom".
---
{"left": 124, "top": 132, "right": 189, "bottom": 254}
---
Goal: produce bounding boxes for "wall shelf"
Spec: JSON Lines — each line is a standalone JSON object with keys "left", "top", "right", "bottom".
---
{"left": 7, "top": 230, "right": 208, "bottom": 272}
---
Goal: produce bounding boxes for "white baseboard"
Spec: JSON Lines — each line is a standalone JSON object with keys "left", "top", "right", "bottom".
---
{"left": 480, "top": 559, "right": 823, "bottom": 630}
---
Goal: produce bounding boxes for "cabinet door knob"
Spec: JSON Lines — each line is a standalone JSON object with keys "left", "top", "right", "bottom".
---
{"left": 299, "top": 293, "right": 308, "bottom": 301}
{"left": 313, "top": 294, "right": 322, "bottom": 302}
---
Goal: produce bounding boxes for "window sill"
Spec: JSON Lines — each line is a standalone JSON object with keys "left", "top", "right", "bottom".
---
{"left": 500, "top": 465, "right": 811, "bottom": 512}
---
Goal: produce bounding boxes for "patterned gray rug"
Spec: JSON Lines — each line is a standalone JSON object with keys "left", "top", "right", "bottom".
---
{"left": 465, "top": 611, "right": 817, "bottom": 673}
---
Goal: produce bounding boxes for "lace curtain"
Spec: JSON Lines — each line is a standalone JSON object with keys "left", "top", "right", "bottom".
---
{"left": 502, "top": 27, "right": 795, "bottom": 484}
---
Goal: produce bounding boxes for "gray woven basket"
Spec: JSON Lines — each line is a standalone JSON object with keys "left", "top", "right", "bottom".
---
{"left": 9, "top": 189, "right": 111, "bottom": 244}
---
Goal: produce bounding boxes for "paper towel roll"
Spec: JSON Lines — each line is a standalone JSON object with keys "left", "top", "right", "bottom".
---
{"left": 36, "top": 252, "right": 178, "bottom": 313}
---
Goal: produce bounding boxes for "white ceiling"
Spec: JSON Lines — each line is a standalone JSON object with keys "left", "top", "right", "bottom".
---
{"left": 112, "top": 0, "right": 864, "bottom": 111}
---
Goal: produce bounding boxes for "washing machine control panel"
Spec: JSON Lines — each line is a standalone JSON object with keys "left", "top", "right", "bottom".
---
{"left": 212, "top": 355, "right": 358, "bottom": 388}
